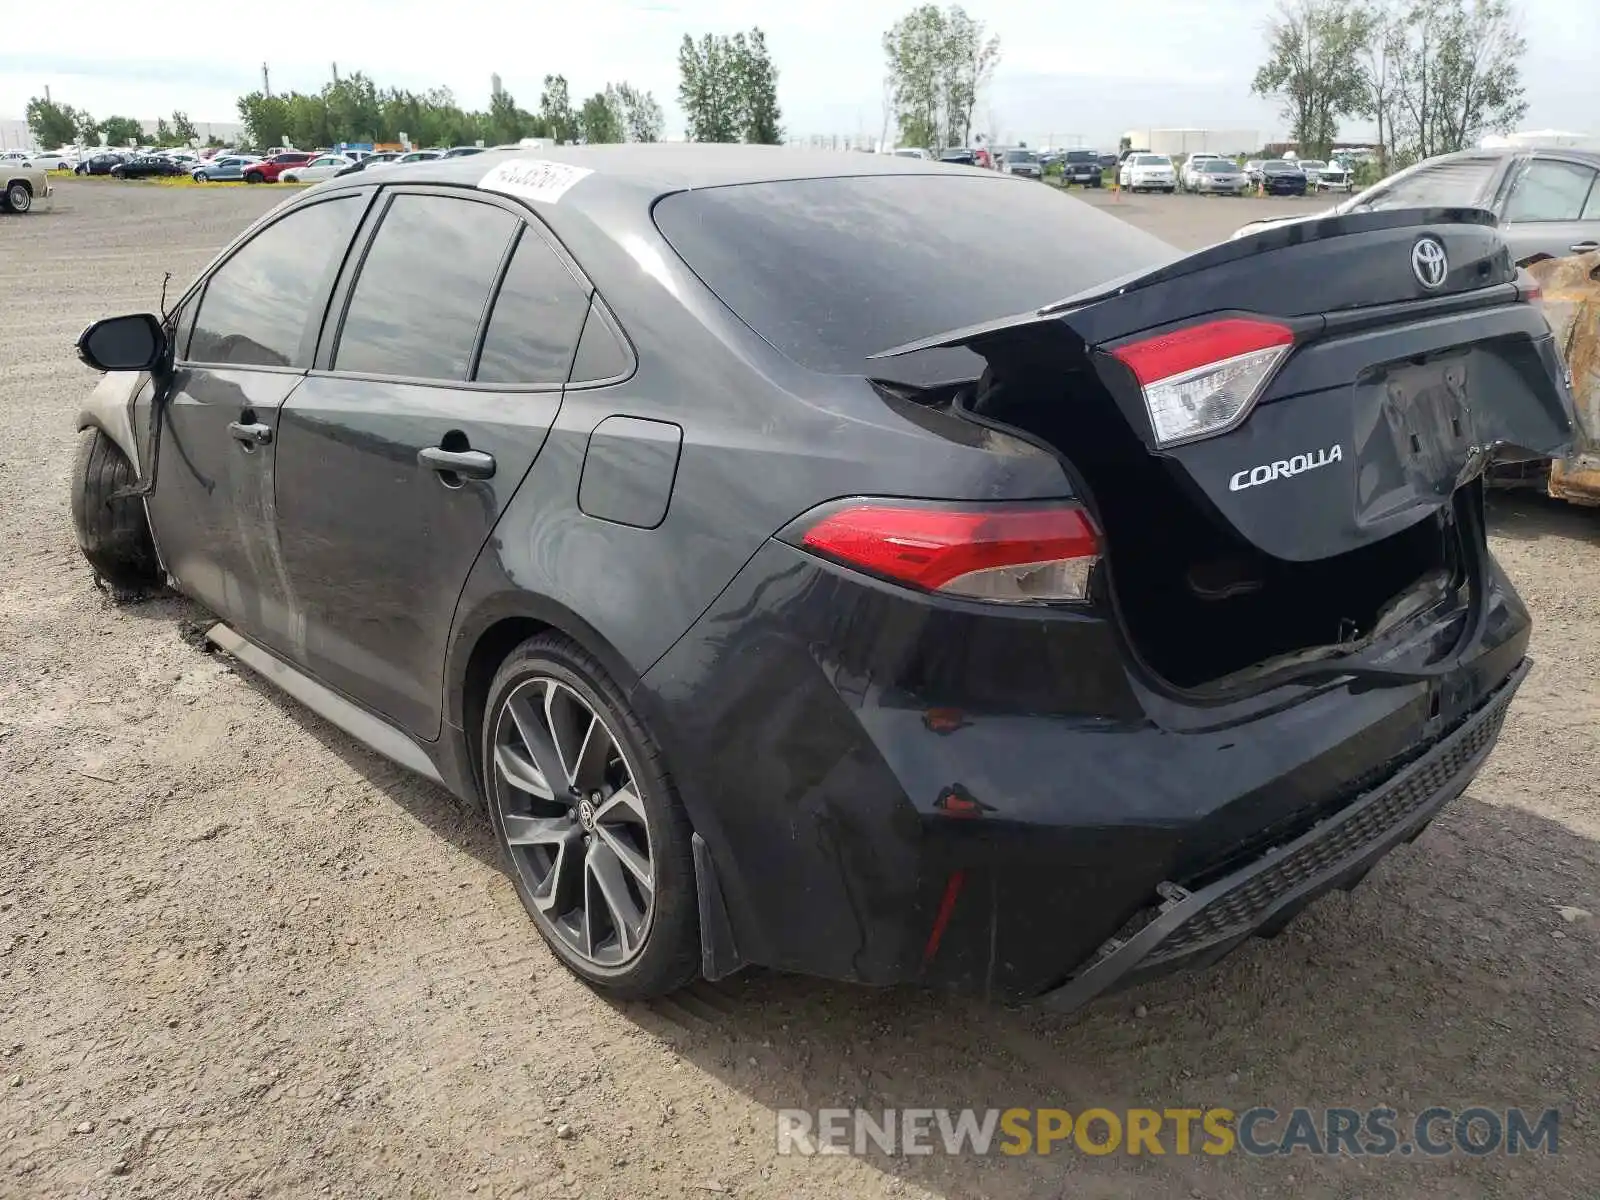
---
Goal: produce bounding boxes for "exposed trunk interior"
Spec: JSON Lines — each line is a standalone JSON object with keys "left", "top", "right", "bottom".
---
{"left": 955, "top": 347, "right": 1463, "bottom": 691}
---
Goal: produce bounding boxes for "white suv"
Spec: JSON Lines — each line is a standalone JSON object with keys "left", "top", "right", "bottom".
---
{"left": 1120, "top": 153, "right": 1177, "bottom": 193}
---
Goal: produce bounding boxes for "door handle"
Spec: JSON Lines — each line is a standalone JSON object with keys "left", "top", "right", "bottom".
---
{"left": 228, "top": 421, "right": 272, "bottom": 446}
{"left": 419, "top": 446, "right": 496, "bottom": 480}
{"left": 1571, "top": 241, "right": 1599, "bottom": 253}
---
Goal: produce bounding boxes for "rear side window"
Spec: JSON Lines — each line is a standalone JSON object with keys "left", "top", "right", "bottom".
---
{"left": 653, "top": 175, "right": 1176, "bottom": 377}
{"left": 189, "top": 196, "right": 363, "bottom": 368}
{"left": 335, "top": 194, "right": 518, "bottom": 380}
{"left": 474, "top": 229, "right": 592, "bottom": 385}
{"left": 1363, "top": 157, "right": 1498, "bottom": 210}
{"left": 1505, "top": 160, "right": 1598, "bottom": 222}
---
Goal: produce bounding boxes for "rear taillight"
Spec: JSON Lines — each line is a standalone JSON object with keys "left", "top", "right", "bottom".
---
{"left": 1109, "top": 317, "right": 1295, "bottom": 448}
{"left": 795, "top": 501, "right": 1099, "bottom": 604}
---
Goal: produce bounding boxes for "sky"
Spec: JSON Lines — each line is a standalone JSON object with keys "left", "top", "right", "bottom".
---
{"left": 3, "top": 0, "right": 1596, "bottom": 149}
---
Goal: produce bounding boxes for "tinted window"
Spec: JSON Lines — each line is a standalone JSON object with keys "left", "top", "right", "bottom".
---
{"left": 335, "top": 194, "right": 517, "bottom": 380}
{"left": 189, "top": 196, "right": 363, "bottom": 368}
{"left": 570, "top": 298, "right": 632, "bottom": 383}
{"left": 1204, "top": 161, "right": 1235, "bottom": 173}
{"left": 474, "top": 229, "right": 591, "bottom": 385}
{"left": 653, "top": 175, "right": 1177, "bottom": 378}
{"left": 1359, "top": 157, "right": 1498, "bottom": 211}
{"left": 1066, "top": 151, "right": 1097, "bottom": 163}
{"left": 1505, "top": 160, "right": 1598, "bottom": 222}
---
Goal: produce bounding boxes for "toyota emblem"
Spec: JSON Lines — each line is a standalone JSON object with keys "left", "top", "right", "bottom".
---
{"left": 1412, "top": 237, "right": 1448, "bottom": 289}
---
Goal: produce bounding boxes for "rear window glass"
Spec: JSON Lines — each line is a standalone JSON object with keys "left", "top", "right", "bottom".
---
{"left": 654, "top": 175, "right": 1176, "bottom": 378}
{"left": 1135, "top": 155, "right": 1168, "bottom": 165}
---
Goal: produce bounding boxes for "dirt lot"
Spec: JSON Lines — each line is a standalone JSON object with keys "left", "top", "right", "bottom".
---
{"left": 2, "top": 179, "right": 1598, "bottom": 1199}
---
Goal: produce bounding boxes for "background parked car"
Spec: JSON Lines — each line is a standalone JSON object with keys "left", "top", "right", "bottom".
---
{"left": 110, "top": 155, "right": 187, "bottom": 180}
{"left": 1000, "top": 148, "right": 1042, "bottom": 179}
{"left": 245, "top": 152, "right": 317, "bottom": 183}
{"left": 76, "top": 152, "right": 126, "bottom": 176}
{"left": 1191, "top": 158, "right": 1249, "bottom": 195}
{"left": 1061, "top": 149, "right": 1104, "bottom": 187}
{"left": 442, "top": 146, "right": 487, "bottom": 158}
{"left": 280, "top": 154, "right": 355, "bottom": 183}
{"left": 1180, "top": 152, "right": 1224, "bottom": 190}
{"left": 1243, "top": 159, "right": 1264, "bottom": 185}
{"left": 1119, "top": 153, "right": 1177, "bottom": 192}
{"left": 1295, "top": 159, "right": 1328, "bottom": 189}
{"left": 24, "top": 149, "right": 77, "bottom": 171}
{"left": 394, "top": 149, "right": 444, "bottom": 164}
{"left": 1258, "top": 159, "right": 1309, "bottom": 195}
{"left": 333, "top": 151, "right": 405, "bottom": 177}
{"left": 1316, "top": 160, "right": 1354, "bottom": 191}
{"left": 939, "top": 148, "right": 975, "bottom": 166}
{"left": 1, "top": 161, "right": 49, "bottom": 213}
{"left": 192, "top": 155, "right": 262, "bottom": 182}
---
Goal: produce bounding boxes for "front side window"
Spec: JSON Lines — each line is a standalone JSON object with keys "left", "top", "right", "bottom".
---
{"left": 188, "top": 196, "right": 364, "bottom": 368}
{"left": 1504, "top": 160, "right": 1598, "bottom": 223}
{"left": 474, "top": 229, "right": 592, "bottom": 386}
{"left": 334, "top": 193, "right": 518, "bottom": 381}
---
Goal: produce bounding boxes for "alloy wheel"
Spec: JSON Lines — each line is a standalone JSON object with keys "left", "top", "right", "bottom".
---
{"left": 491, "top": 676, "right": 655, "bottom": 968}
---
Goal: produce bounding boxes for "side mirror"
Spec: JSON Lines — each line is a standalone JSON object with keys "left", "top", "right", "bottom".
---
{"left": 76, "top": 313, "right": 167, "bottom": 373}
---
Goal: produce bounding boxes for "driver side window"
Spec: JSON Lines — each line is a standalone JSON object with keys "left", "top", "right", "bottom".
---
{"left": 1504, "top": 160, "right": 1599, "bottom": 223}
{"left": 187, "top": 197, "right": 364, "bottom": 369}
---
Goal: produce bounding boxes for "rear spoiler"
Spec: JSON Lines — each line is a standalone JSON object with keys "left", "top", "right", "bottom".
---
{"left": 869, "top": 206, "right": 1502, "bottom": 360}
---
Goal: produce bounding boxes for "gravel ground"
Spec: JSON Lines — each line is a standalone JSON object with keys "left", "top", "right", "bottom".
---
{"left": 2, "top": 179, "right": 1598, "bottom": 1199}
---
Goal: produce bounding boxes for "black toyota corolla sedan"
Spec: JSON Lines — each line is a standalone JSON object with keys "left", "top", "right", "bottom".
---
{"left": 71, "top": 146, "right": 1574, "bottom": 1008}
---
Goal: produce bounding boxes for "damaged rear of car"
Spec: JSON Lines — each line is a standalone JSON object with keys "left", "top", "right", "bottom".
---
{"left": 648, "top": 179, "right": 1574, "bottom": 1007}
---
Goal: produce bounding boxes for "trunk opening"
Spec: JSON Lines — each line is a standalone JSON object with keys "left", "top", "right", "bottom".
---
{"left": 958, "top": 349, "right": 1464, "bottom": 692}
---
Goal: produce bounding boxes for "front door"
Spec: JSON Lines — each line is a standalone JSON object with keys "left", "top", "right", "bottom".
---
{"left": 272, "top": 191, "right": 594, "bottom": 741}
{"left": 145, "top": 194, "right": 369, "bottom": 639}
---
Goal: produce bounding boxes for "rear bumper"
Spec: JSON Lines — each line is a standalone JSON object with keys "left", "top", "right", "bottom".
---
{"left": 639, "top": 538, "right": 1533, "bottom": 1001}
{"left": 1038, "top": 657, "right": 1528, "bottom": 1012}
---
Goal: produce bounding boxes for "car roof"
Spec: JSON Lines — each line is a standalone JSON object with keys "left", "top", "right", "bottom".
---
{"left": 387, "top": 143, "right": 987, "bottom": 192}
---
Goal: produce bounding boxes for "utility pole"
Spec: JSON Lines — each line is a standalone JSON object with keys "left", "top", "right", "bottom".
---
{"left": 332, "top": 62, "right": 340, "bottom": 85}
{"left": 262, "top": 62, "right": 272, "bottom": 97}
{"left": 44, "top": 84, "right": 52, "bottom": 104}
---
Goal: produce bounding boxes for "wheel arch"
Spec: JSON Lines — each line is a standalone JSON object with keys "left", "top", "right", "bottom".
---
{"left": 75, "top": 373, "right": 148, "bottom": 476}
{"left": 445, "top": 588, "right": 643, "bottom": 802}
{"left": 5, "top": 176, "right": 34, "bottom": 199}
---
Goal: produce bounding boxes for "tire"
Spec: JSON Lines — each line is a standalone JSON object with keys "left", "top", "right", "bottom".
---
{"left": 482, "top": 632, "right": 700, "bottom": 998}
{"left": 4, "top": 182, "right": 30, "bottom": 213}
{"left": 70, "top": 428, "right": 161, "bottom": 593}
{"left": 194, "top": 171, "right": 209, "bottom": 182}
{"left": 244, "top": 171, "right": 264, "bottom": 184}
{"left": 110, "top": 167, "right": 125, "bottom": 180}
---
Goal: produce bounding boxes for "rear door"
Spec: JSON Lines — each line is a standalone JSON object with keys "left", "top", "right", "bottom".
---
{"left": 1500, "top": 155, "right": 1600, "bottom": 261}
{"left": 271, "top": 188, "right": 594, "bottom": 740}
{"left": 148, "top": 193, "right": 369, "bottom": 640}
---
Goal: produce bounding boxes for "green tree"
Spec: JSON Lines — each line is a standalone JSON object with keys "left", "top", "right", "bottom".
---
{"left": 171, "top": 110, "right": 199, "bottom": 144}
{"left": 25, "top": 97, "right": 90, "bottom": 148}
{"left": 1251, "top": 0, "right": 1373, "bottom": 159}
{"left": 237, "top": 91, "right": 292, "bottom": 151}
{"left": 1389, "top": 0, "right": 1526, "bottom": 161}
{"left": 678, "top": 29, "right": 783, "bottom": 143}
{"left": 540, "top": 75, "right": 580, "bottom": 143}
{"left": 679, "top": 33, "right": 738, "bottom": 142}
{"left": 99, "top": 116, "right": 144, "bottom": 148}
{"left": 608, "top": 82, "right": 665, "bottom": 142}
{"left": 153, "top": 117, "right": 177, "bottom": 147}
{"left": 731, "top": 28, "right": 783, "bottom": 143}
{"left": 578, "top": 93, "right": 623, "bottom": 144}
{"left": 882, "top": 5, "right": 996, "bottom": 153}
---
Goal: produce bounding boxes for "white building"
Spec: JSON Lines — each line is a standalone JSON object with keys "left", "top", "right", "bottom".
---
{"left": 1123, "top": 128, "right": 1260, "bottom": 156}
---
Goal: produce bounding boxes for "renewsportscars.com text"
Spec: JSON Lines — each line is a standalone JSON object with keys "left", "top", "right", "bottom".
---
{"left": 775, "top": 1106, "right": 1560, "bottom": 1158}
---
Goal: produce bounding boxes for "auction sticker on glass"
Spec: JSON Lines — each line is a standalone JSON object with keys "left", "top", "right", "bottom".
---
{"left": 479, "top": 159, "right": 594, "bottom": 205}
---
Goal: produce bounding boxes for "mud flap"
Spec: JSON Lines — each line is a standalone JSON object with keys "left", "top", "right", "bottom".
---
{"left": 1527, "top": 251, "right": 1600, "bottom": 506}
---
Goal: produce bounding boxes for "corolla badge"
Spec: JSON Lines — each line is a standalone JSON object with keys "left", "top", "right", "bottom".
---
{"left": 1412, "top": 237, "right": 1448, "bottom": 289}
{"left": 1229, "top": 445, "right": 1343, "bottom": 492}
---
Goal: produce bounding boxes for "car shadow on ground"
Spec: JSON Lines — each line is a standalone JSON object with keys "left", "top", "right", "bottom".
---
{"left": 614, "top": 795, "right": 1599, "bottom": 1197}
{"left": 1487, "top": 490, "right": 1600, "bottom": 546}
{"left": 146, "top": 587, "right": 1599, "bottom": 1197}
